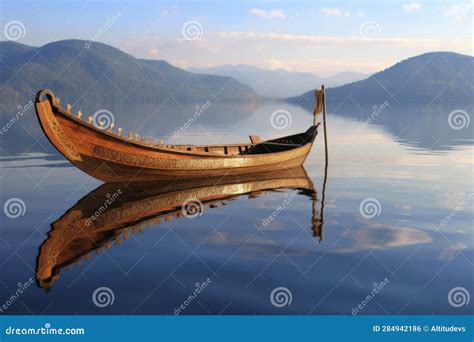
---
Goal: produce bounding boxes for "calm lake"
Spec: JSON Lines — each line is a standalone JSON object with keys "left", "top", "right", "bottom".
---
{"left": 0, "top": 100, "right": 472, "bottom": 315}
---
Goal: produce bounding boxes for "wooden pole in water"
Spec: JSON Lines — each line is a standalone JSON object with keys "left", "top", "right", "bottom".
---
{"left": 322, "top": 84, "right": 329, "bottom": 165}
{"left": 319, "top": 155, "right": 328, "bottom": 243}
{"left": 320, "top": 84, "right": 328, "bottom": 242}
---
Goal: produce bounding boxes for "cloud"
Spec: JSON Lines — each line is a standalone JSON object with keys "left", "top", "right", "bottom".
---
{"left": 160, "top": 6, "right": 179, "bottom": 16}
{"left": 402, "top": 2, "right": 422, "bottom": 12}
{"left": 320, "top": 7, "right": 342, "bottom": 16}
{"left": 264, "top": 57, "right": 386, "bottom": 75}
{"left": 121, "top": 32, "right": 471, "bottom": 76}
{"left": 320, "top": 8, "right": 354, "bottom": 18}
{"left": 215, "top": 31, "right": 466, "bottom": 49}
{"left": 357, "top": 11, "right": 365, "bottom": 17}
{"left": 148, "top": 48, "right": 159, "bottom": 57}
{"left": 263, "top": 58, "right": 287, "bottom": 70}
{"left": 440, "top": 242, "right": 468, "bottom": 260}
{"left": 443, "top": 3, "right": 472, "bottom": 21}
{"left": 330, "top": 226, "right": 432, "bottom": 253}
{"left": 248, "top": 8, "right": 285, "bottom": 19}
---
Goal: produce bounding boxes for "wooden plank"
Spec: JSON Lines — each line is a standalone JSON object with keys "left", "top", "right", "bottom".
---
{"left": 249, "top": 135, "right": 262, "bottom": 144}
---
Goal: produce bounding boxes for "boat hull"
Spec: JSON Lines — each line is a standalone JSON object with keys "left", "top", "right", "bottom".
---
{"left": 35, "top": 90, "right": 317, "bottom": 182}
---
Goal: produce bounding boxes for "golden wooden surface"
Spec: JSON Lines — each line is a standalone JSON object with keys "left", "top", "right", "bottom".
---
{"left": 35, "top": 89, "right": 318, "bottom": 182}
{"left": 35, "top": 167, "right": 323, "bottom": 289}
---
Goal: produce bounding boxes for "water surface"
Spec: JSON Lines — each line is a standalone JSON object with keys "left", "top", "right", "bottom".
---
{"left": 0, "top": 101, "right": 472, "bottom": 315}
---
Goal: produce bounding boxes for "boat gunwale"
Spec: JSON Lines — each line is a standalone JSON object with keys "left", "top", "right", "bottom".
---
{"left": 37, "top": 90, "right": 317, "bottom": 159}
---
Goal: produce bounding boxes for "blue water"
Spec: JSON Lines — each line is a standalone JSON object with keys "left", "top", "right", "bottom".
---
{"left": 0, "top": 102, "right": 472, "bottom": 315}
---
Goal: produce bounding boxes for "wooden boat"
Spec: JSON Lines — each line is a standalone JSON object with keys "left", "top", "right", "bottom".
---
{"left": 35, "top": 167, "right": 324, "bottom": 289}
{"left": 35, "top": 89, "right": 323, "bottom": 182}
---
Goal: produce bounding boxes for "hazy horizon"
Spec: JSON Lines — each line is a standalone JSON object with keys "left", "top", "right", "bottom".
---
{"left": 1, "top": 0, "right": 472, "bottom": 76}
{"left": 2, "top": 37, "right": 471, "bottom": 81}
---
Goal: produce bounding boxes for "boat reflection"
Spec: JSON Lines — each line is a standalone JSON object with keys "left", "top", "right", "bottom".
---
{"left": 36, "top": 167, "right": 325, "bottom": 289}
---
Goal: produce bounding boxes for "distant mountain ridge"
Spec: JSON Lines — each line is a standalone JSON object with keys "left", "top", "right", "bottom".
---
{"left": 188, "top": 64, "right": 369, "bottom": 97}
{"left": 291, "top": 52, "right": 474, "bottom": 106}
{"left": 0, "top": 40, "right": 259, "bottom": 113}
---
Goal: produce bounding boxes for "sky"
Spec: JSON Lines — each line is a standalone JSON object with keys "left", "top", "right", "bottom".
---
{"left": 1, "top": 0, "right": 472, "bottom": 76}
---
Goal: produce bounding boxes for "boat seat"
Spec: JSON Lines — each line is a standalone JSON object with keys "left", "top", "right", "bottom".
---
{"left": 249, "top": 135, "right": 262, "bottom": 144}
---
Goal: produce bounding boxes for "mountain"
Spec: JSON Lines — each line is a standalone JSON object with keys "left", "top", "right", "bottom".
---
{"left": 188, "top": 65, "right": 368, "bottom": 97}
{"left": 291, "top": 52, "right": 474, "bottom": 107}
{"left": 0, "top": 40, "right": 259, "bottom": 113}
{"left": 0, "top": 40, "right": 36, "bottom": 63}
